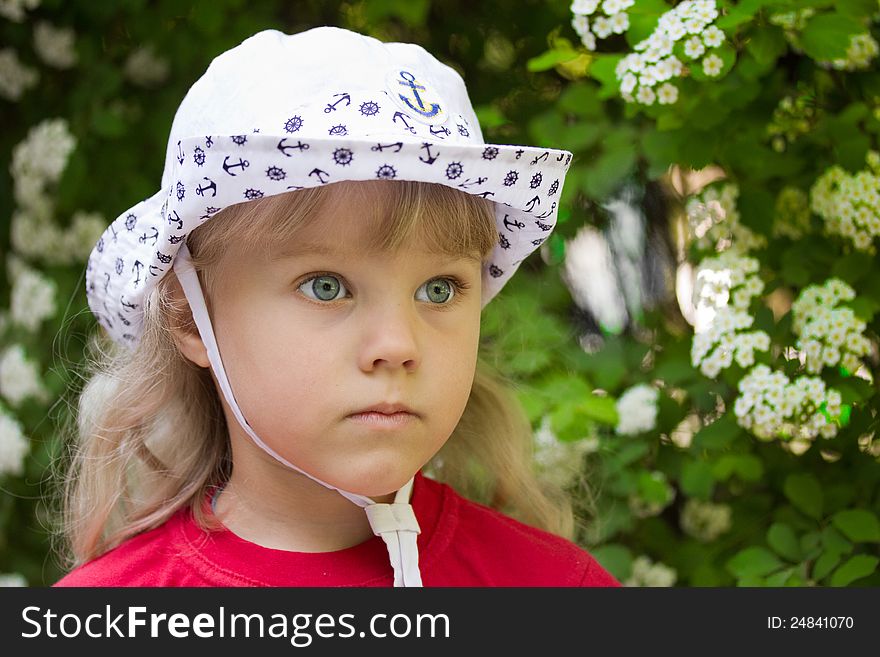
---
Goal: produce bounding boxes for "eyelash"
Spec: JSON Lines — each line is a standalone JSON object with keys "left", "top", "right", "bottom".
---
{"left": 296, "top": 272, "right": 470, "bottom": 307}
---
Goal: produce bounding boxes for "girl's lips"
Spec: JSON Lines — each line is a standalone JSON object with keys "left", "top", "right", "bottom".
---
{"left": 346, "top": 411, "right": 416, "bottom": 427}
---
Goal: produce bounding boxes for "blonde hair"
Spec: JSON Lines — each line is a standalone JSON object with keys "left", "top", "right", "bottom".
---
{"left": 59, "top": 180, "right": 574, "bottom": 566}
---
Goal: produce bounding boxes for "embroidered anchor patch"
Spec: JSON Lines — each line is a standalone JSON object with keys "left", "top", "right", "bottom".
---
{"left": 385, "top": 68, "right": 448, "bottom": 126}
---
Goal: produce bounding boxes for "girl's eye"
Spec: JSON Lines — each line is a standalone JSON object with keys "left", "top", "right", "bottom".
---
{"left": 416, "top": 278, "right": 455, "bottom": 304}
{"left": 299, "top": 275, "right": 348, "bottom": 302}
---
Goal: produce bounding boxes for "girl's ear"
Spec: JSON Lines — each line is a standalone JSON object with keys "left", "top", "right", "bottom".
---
{"left": 165, "top": 270, "right": 211, "bottom": 369}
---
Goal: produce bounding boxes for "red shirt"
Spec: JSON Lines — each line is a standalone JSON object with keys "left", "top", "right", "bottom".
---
{"left": 55, "top": 472, "right": 620, "bottom": 587}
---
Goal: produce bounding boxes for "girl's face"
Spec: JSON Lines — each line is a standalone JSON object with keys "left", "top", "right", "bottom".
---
{"left": 201, "top": 184, "right": 484, "bottom": 498}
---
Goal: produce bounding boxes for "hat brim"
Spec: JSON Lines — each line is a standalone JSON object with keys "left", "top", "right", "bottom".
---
{"left": 86, "top": 133, "right": 572, "bottom": 346}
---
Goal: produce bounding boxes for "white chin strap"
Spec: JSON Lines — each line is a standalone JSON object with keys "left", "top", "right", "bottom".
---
{"left": 172, "top": 244, "right": 422, "bottom": 587}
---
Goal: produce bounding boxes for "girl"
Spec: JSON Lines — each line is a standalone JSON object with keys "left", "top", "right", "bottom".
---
{"left": 55, "top": 26, "right": 619, "bottom": 587}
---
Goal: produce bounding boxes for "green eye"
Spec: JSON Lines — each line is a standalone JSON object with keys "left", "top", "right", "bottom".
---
{"left": 300, "top": 275, "right": 346, "bottom": 301}
{"left": 420, "top": 278, "right": 454, "bottom": 304}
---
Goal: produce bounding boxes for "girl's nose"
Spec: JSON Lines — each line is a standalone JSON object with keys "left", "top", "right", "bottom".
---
{"left": 357, "top": 301, "right": 421, "bottom": 373}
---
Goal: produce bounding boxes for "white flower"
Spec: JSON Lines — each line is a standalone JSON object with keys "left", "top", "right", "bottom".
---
{"left": 571, "top": 0, "right": 600, "bottom": 15}
{"left": 702, "top": 53, "right": 723, "bottom": 76}
{"left": 602, "top": 0, "right": 624, "bottom": 13}
{"left": 610, "top": 12, "right": 629, "bottom": 34}
{"left": 123, "top": 45, "right": 170, "bottom": 88}
{"left": 684, "top": 36, "right": 706, "bottom": 59}
{"left": 625, "top": 556, "right": 677, "bottom": 587}
{"left": 593, "top": 16, "right": 613, "bottom": 38}
{"left": 615, "top": 384, "right": 659, "bottom": 435}
{"left": 680, "top": 499, "right": 732, "bottom": 542}
{"left": 11, "top": 118, "right": 77, "bottom": 205}
{"left": 533, "top": 416, "right": 597, "bottom": 489}
{"left": 0, "top": 0, "right": 40, "bottom": 23}
{"left": 0, "top": 47, "right": 38, "bottom": 101}
{"left": 657, "top": 82, "right": 679, "bottom": 104}
{"left": 572, "top": 14, "right": 590, "bottom": 36}
{"left": 10, "top": 267, "right": 56, "bottom": 331}
{"left": 620, "top": 72, "right": 637, "bottom": 94}
{"left": 580, "top": 31, "right": 597, "bottom": 50}
{"left": 60, "top": 210, "right": 106, "bottom": 263}
{"left": 636, "top": 85, "right": 656, "bottom": 105}
{"left": 0, "top": 345, "right": 46, "bottom": 407}
{"left": 703, "top": 25, "right": 724, "bottom": 48}
{"left": 33, "top": 21, "right": 77, "bottom": 69}
{"left": 10, "top": 210, "right": 62, "bottom": 259}
{"left": 0, "top": 408, "right": 29, "bottom": 477}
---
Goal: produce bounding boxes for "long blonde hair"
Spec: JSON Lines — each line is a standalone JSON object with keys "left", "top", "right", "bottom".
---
{"left": 59, "top": 180, "right": 574, "bottom": 566}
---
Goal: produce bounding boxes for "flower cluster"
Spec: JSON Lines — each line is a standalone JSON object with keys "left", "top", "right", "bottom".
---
{"left": 614, "top": 384, "right": 659, "bottom": 435}
{"left": 810, "top": 151, "right": 880, "bottom": 253}
{"left": 686, "top": 183, "right": 767, "bottom": 254}
{"left": 828, "top": 33, "right": 880, "bottom": 71}
{"left": 680, "top": 498, "right": 732, "bottom": 542}
{"left": 570, "top": 0, "right": 634, "bottom": 51}
{"left": 773, "top": 186, "right": 811, "bottom": 239}
{"left": 791, "top": 279, "right": 871, "bottom": 375}
{"left": 0, "top": 345, "right": 47, "bottom": 407}
{"left": 0, "top": 573, "right": 27, "bottom": 587}
{"left": 691, "top": 252, "right": 770, "bottom": 377}
{"left": 624, "top": 556, "right": 677, "bottom": 587}
{"left": 612, "top": 0, "right": 725, "bottom": 106}
{"left": 0, "top": 0, "right": 40, "bottom": 23}
{"left": 767, "top": 91, "right": 818, "bottom": 153}
{"left": 0, "top": 47, "right": 38, "bottom": 100}
{"left": 734, "top": 364, "right": 842, "bottom": 442}
{"left": 124, "top": 45, "right": 170, "bottom": 87}
{"left": 0, "top": 406, "right": 29, "bottom": 477}
{"left": 533, "top": 416, "right": 598, "bottom": 488}
{"left": 628, "top": 471, "right": 676, "bottom": 519}
{"left": 9, "top": 264, "right": 57, "bottom": 331}
{"left": 33, "top": 21, "right": 77, "bottom": 69}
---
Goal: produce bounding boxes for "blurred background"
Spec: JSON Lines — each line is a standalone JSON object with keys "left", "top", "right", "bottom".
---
{"left": 1, "top": 0, "right": 879, "bottom": 586}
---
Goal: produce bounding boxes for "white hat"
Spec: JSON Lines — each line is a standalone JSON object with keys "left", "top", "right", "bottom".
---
{"left": 85, "top": 26, "right": 573, "bottom": 587}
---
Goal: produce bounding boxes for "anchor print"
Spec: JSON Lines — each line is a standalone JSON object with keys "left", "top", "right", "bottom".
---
{"left": 475, "top": 191, "right": 495, "bottom": 199}
{"left": 176, "top": 140, "right": 184, "bottom": 165}
{"left": 205, "top": 136, "right": 214, "bottom": 148}
{"left": 535, "top": 202, "right": 557, "bottom": 219}
{"left": 532, "top": 238, "right": 546, "bottom": 246}
{"left": 117, "top": 311, "right": 131, "bottom": 327}
{"left": 168, "top": 210, "right": 184, "bottom": 230}
{"left": 457, "top": 176, "right": 488, "bottom": 189}
{"left": 556, "top": 152, "right": 566, "bottom": 161}
{"left": 309, "top": 168, "right": 330, "bottom": 184}
{"left": 199, "top": 207, "right": 221, "bottom": 221}
{"left": 429, "top": 125, "right": 451, "bottom": 139}
{"left": 515, "top": 149, "right": 524, "bottom": 160}
{"left": 394, "top": 71, "right": 441, "bottom": 120}
{"left": 138, "top": 227, "right": 159, "bottom": 246}
{"left": 277, "top": 139, "right": 310, "bottom": 157}
{"left": 392, "top": 111, "right": 417, "bottom": 134}
{"left": 120, "top": 296, "right": 139, "bottom": 311}
{"left": 419, "top": 142, "right": 439, "bottom": 164}
{"left": 103, "top": 273, "right": 111, "bottom": 292}
{"left": 371, "top": 142, "right": 403, "bottom": 153}
{"left": 524, "top": 196, "right": 541, "bottom": 213}
{"left": 324, "top": 92, "right": 351, "bottom": 113}
{"left": 132, "top": 260, "right": 144, "bottom": 287}
{"left": 530, "top": 151, "right": 549, "bottom": 166}
{"left": 149, "top": 264, "right": 164, "bottom": 277}
{"left": 503, "top": 215, "right": 525, "bottom": 231}
{"left": 110, "top": 224, "right": 118, "bottom": 242}
{"left": 101, "top": 302, "right": 114, "bottom": 329}
{"left": 196, "top": 177, "right": 217, "bottom": 197}
{"left": 222, "top": 156, "right": 250, "bottom": 176}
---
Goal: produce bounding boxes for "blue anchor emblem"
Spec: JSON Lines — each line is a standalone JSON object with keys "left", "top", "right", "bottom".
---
{"left": 196, "top": 177, "right": 217, "bottom": 197}
{"left": 395, "top": 71, "right": 441, "bottom": 119}
{"left": 277, "top": 139, "right": 310, "bottom": 157}
{"left": 503, "top": 215, "right": 525, "bottom": 231}
{"left": 309, "top": 168, "right": 330, "bottom": 184}
{"left": 524, "top": 195, "right": 541, "bottom": 212}
{"left": 324, "top": 92, "right": 351, "bottom": 113}
{"left": 419, "top": 142, "right": 439, "bottom": 164}
{"left": 530, "top": 151, "right": 549, "bottom": 165}
{"left": 535, "top": 202, "right": 557, "bottom": 220}
{"left": 458, "top": 176, "right": 488, "bottom": 189}
{"left": 176, "top": 141, "right": 185, "bottom": 165}
{"left": 168, "top": 210, "right": 183, "bottom": 230}
{"left": 149, "top": 264, "right": 164, "bottom": 277}
{"left": 132, "top": 260, "right": 144, "bottom": 287}
{"left": 138, "top": 227, "right": 159, "bottom": 246}
{"left": 121, "top": 296, "right": 139, "bottom": 310}
{"left": 371, "top": 142, "right": 403, "bottom": 153}
{"left": 392, "top": 112, "right": 417, "bottom": 134}
{"left": 222, "top": 156, "right": 250, "bottom": 176}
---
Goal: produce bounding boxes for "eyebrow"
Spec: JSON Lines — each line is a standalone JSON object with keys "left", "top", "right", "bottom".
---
{"left": 269, "top": 241, "right": 479, "bottom": 263}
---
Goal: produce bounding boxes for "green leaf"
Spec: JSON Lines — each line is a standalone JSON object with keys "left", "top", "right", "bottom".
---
{"left": 832, "top": 510, "right": 880, "bottom": 543}
{"left": 737, "top": 185, "right": 775, "bottom": 236}
{"left": 692, "top": 415, "right": 741, "bottom": 450}
{"left": 579, "top": 394, "right": 619, "bottom": 426}
{"left": 764, "top": 567, "right": 797, "bottom": 586}
{"left": 588, "top": 54, "right": 625, "bottom": 99}
{"left": 716, "top": 0, "right": 767, "bottom": 29}
{"left": 625, "top": 0, "right": 669, "bottom": 46}
{"left": 590, "top": 544, "right": 633, "bottom": 581}
{"left": 727, "top": 546, "right": 785, "bottom": 578}
{"left": 745, "top": 25, "right": 787, "bottom": 66}
{"left": 801, "top": 13, "right": 865, "bottom": 61}
{"left": 821, "top": 526, "right": 854, "bottom": 554}
{"left": 681, "top": 461, "right": 715, "bottom": 499}
{"left": 784, "top": 473, "right": 824, "bottom": 520}
{"left": 767, "top": 523, "right": 802, "bottom": 562}
{"left": 829, "top": 555, "right": 879, "bottom": 586}
{"left": 527, "top": 47, "right": 579, "bottom": 72}
{"left": 812, "top": 551, "right": 843, "bottom": 581}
